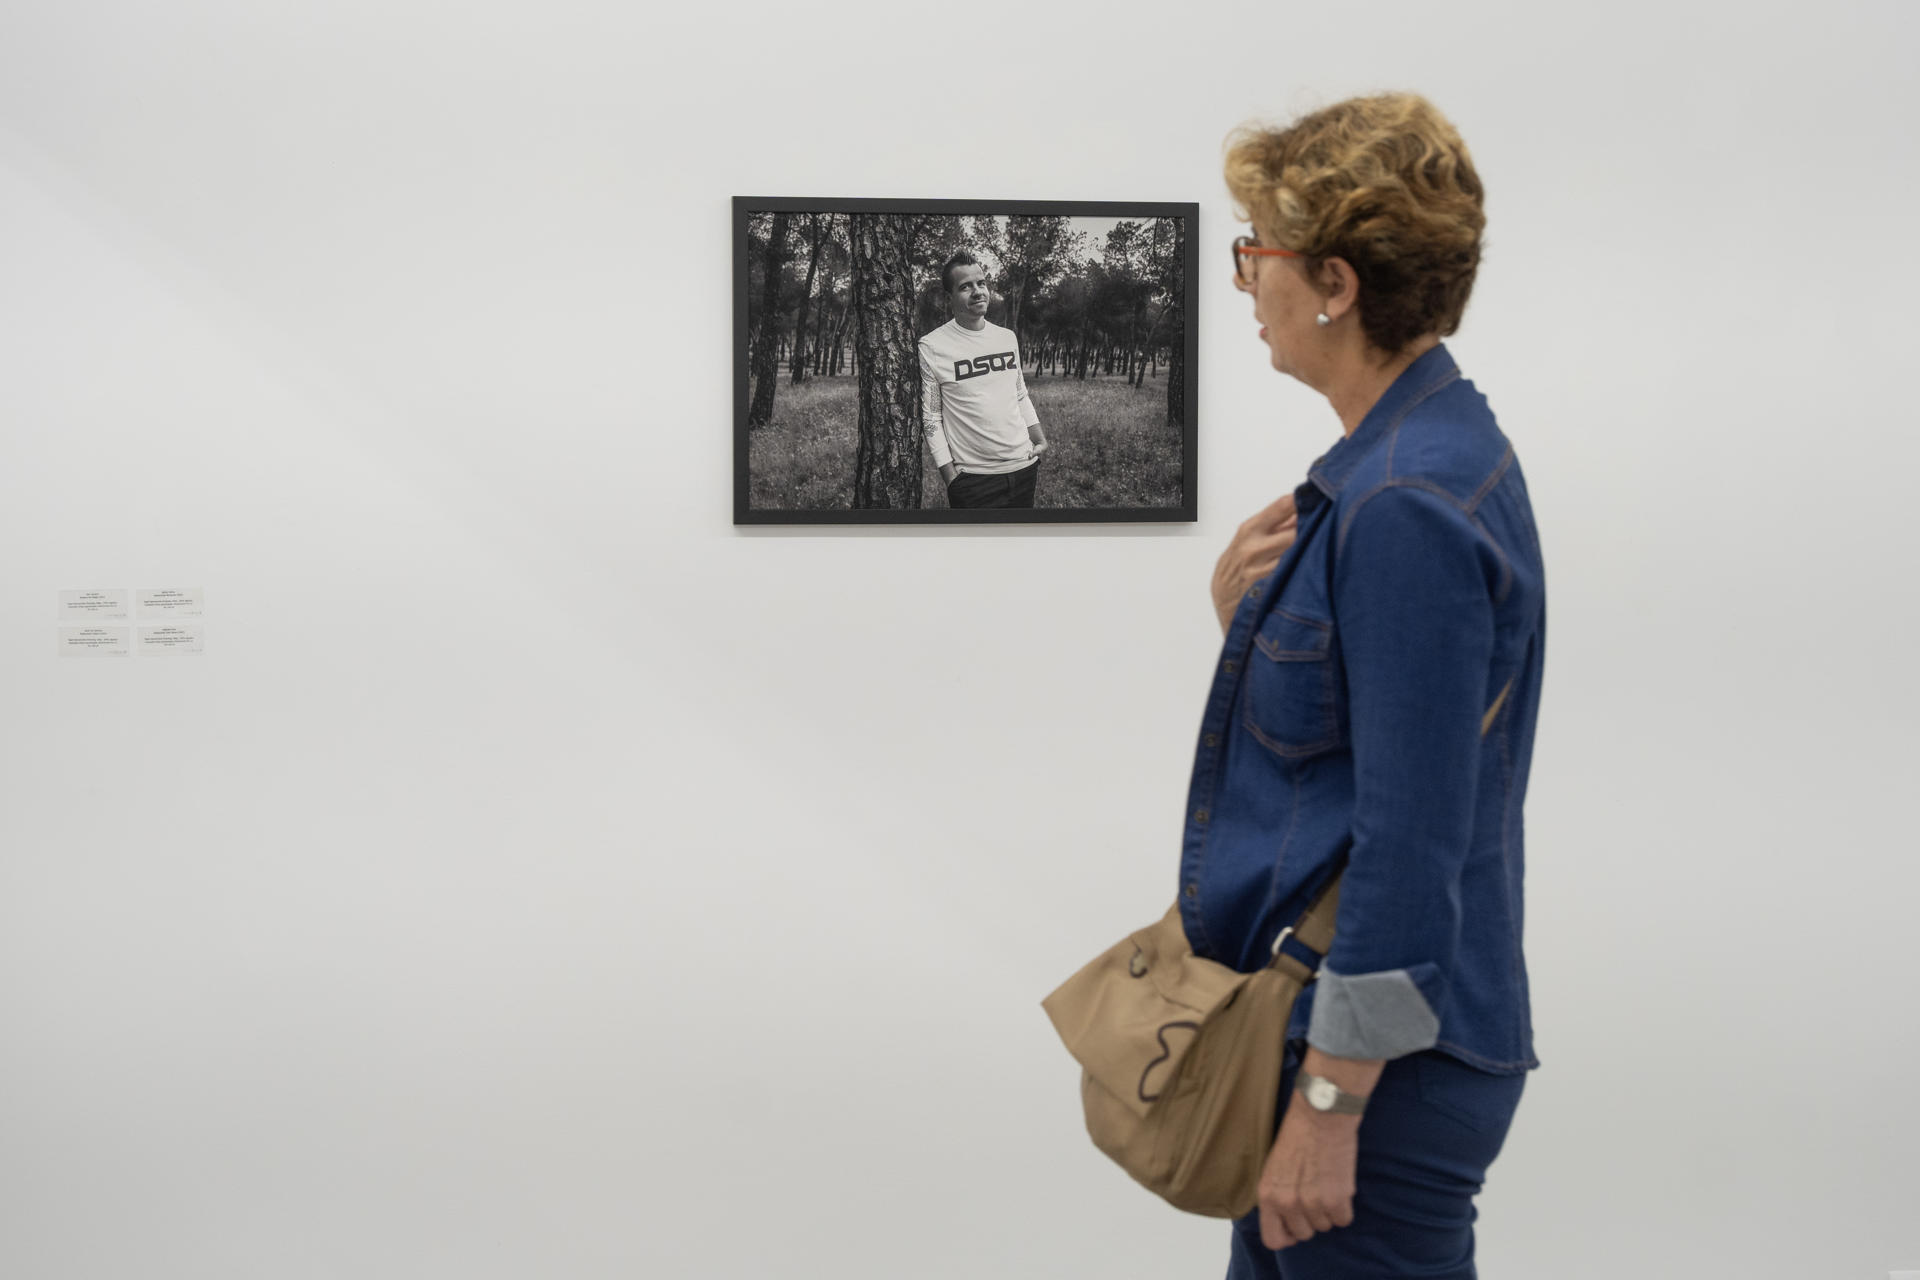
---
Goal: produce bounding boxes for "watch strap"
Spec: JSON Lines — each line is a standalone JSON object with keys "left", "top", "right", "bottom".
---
{"left": 1295, "top": 1070, "right": 1369, "bottom": 1116}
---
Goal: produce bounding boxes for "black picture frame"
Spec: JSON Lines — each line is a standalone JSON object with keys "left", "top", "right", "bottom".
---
{"left": 733, "top": 197, "right": 1199, "bottom": 526}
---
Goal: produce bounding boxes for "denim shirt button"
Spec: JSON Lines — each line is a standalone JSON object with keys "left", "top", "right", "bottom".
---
{"left": 1184, "top": 882, "right": 1198, "bottom": 899}
{"left": 1223, "top": 660, "right": 1238, "bottom": 674}
{"left": 1204, "top": 733, "right": 1219, "bottom": 748}
{"left": 1194, "top": 809, "right": 1209, "bottom": 824}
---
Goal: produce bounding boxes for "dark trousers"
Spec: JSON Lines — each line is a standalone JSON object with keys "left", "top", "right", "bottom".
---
{"left": 1226, "top": 1039, "right": 1527, "bottom": 1280}
{"left": 946, "top": 460, "right": 1039, "bottom": 509}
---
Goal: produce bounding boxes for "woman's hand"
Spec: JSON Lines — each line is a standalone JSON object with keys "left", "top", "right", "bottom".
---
{"left": 1257, "top": 1096, "right": 1360, "bottom": 1250}
{"left": 1212, "top": 493, "right": 1299, "bottom": 633}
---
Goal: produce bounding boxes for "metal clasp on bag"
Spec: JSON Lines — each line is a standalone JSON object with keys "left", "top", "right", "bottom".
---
{"left": 1270, "top": 925, "right": 1319, "bottom": 982}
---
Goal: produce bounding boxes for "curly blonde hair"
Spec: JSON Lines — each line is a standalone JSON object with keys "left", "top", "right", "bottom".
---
{"left": 1224, "top": 93, "right": 1485, "bottom": 355}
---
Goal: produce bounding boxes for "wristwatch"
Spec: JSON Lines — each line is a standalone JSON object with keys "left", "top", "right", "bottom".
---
{"left": 1295, "top": 1071, "right": 1369, "bottom": 1116}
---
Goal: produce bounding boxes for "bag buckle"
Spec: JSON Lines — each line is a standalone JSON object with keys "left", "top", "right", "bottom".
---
{"left": 1270, "top": 925, "right": 1320, "bottom": 982}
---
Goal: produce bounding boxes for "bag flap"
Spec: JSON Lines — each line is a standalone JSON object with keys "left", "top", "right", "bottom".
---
{"left": 1041, "top": 902, "right": 1248, "bottom": 1118}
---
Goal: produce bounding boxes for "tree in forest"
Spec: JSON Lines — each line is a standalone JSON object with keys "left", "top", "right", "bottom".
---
{"left": 789, "top": 214, "right": 835, "bottom": 386}
{"left": 1103, "top": 221, "right": 1154, "bottom": 381}
{"left": 849, "top": 214, "right": 922, "bottom": 509}
{"left": 1125, "top": 218, "right": 1180, "bottom": 387}
{"left": 1056, "top": 267, "right": 1096, "bottom": 381}
{"left": 1001, "top": 215, "right": 1080, "bottom": 345}
{"left": 909, "top": 215, "right": 970, "bottom": 274}
{"left": 1163, "top": 217, "right": 1186, "bottom": 429}
{"left": 805, "top": 221, "right": 850, "bottom": 377}
{"left": 966, "top": 216, "right": 1009, "bottom": 277}
{"left": 747, "top": 211, "right": 791, "bottom": 427}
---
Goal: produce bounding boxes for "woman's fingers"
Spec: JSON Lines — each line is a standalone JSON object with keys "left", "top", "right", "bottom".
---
{"left": 1219, "top": 495, "right": 1301, "bottom": 632}
{"left": 1259, "top": 1164, "right": 1320, "bottom": 1248}
{"left": 1275, "top": 1198, "right": 1317, "bottom": 1246}
{"left": 1239, "top": 494, "right": 1297, "bottom": 537}
{"left": 1257, "top": 1204, "right": 1295, "bottom": 1251}
{"left": 1299, "top": 1198, "right": 1337, "bottom": 1234}
{"left": 1231, "top": 526, "right": 1297, "bottom": 570}
{"left": 1264, "top": 491, "right": 1298, "bottom": 522}
{"left": 1233, "top": 531, "right": 1298, "bottom": 586}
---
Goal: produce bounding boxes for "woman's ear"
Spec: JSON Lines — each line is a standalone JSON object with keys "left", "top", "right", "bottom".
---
{"left": 1319, "top": 257, "right": 1362, "bottom": 320}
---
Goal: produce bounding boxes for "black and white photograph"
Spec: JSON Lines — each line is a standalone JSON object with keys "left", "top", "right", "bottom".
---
{"left": 733, "top": 198, "right": 1197, "bottom": 524}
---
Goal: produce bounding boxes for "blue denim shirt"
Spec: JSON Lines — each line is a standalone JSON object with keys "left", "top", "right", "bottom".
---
{"left": 1178, "top": 343, "right": 1545, "bottom": 1075}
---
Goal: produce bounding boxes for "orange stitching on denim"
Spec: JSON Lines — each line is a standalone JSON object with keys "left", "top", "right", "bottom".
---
{"left": 1432, "top": 1040, "right": 1536, "bottom": 1072}
{"left": 1254, "top": 635, "right": 1327, "bottom": 662}
{"left": 1265, "top": 765, "right": 1304, "bottom": 905}
{"left": 1500, "top": 638, "right": 1528, "bottom": 1028}
{"left": 1242, "top": 706, "right": 1339, "bottom": 760}
{"left": 1272, "top": 607, "right": 1331, "bottom": 631}
{"left": 1338, "top": 478, "right": 1516, "bottom": 607}
{"left": 1467, "top": 441, "right": 1514, "bottom": 514}
{"left": 1383, "top": 367, "right": 1461, "bottom": 480}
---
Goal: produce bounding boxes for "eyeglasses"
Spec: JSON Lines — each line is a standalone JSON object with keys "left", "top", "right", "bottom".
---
{"left": 1233, "top": 234, "right": 1302, "bottom": 284}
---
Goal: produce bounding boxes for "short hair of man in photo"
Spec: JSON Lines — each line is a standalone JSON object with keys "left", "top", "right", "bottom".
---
{"left": 940, "top": 249, "right": 984, "bottom": 296}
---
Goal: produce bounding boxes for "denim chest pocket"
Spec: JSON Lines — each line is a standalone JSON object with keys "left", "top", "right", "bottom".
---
{"left": 1243, "top": 608, "right": 1344, "bottom": 758}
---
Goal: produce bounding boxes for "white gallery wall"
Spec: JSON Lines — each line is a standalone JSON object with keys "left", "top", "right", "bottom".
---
{"left": 2, "top": 1, "right": 1914, "bottom": 1276}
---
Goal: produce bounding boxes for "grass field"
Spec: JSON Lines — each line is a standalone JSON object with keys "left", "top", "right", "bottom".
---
{"left": 747, "top": 370, "right": 1185, "bottom": 511}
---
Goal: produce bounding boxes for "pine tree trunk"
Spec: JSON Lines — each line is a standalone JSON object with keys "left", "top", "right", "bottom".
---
{"left": 830, "top": 304, "right": 851, "bottom": 375}
{"left": 1133, "top": 308, "right": 1161, "bottom": 388}
{"left": 849, "top": 214, "right": 922, "bottom": 509}
{"left": 747, "top": 212, "right": 790, "bottom": 428}
{"left": 1165, "top": 219, "right": 1186, "bottom": 429}
{"left": 810, "top": 283, "right": 834, "bottom": 376}
{"left": 790, "top": 215, "right": 828, "bottom": 386}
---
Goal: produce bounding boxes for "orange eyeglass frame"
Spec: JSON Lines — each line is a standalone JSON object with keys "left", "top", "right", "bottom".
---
{"left": 1232, "top": 234, "right": 1302, "bottom": 282}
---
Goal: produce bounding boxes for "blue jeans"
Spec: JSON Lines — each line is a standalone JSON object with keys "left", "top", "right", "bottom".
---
{"left": 1227, "top": 1040, "right": 1527, "bottom": 1280}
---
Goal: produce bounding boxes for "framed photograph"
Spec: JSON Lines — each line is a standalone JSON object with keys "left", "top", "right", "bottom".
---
{"left": 733, "top": 197, "right": 1197, "bottom": 525}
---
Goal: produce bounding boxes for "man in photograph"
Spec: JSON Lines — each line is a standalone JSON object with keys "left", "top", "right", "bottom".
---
{"left": 918, "top": 250, "right": 1050, "bottom": 509}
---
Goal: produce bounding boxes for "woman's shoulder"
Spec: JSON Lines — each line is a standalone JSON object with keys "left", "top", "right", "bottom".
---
{"left": 1333, "top": 378, "right": 1542, "bottom": 602}
{"left": 1343, "top": 375, "right": 1516, "bottom": 520}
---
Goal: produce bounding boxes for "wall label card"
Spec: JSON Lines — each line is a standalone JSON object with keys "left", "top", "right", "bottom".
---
{"left": 138, "top": 625, "right": 205, "bottom": 655}
{"left": 59, "top": 627, "right": 131, "bottom": 657}
{"left": 59, "top": 589, "right": 129, "bottom": 621}
{"left": 138, "top": 588, "right": 205, "bottom": 618}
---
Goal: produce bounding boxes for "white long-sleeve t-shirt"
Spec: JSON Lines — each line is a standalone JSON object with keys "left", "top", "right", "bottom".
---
{"left": 917, "top": 319, "right": 1041, "bottom": 475}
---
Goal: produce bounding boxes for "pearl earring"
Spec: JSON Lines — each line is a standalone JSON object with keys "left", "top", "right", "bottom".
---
{"left": 1316, "top": 313, "right": 1331, "bottom": 327}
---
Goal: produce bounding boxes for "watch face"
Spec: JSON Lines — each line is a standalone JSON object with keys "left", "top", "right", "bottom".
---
{"left": 1306, "top": 1078, "right": 1336, "bottom": 1110}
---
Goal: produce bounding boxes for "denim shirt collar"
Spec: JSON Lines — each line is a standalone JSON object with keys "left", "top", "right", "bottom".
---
{"left": 1294, "top": 342, "right": 1458, "bottom": 513}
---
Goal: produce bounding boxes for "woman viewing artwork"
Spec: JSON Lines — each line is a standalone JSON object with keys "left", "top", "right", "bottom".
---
{"left": 1190, "top": 92, "right": 1548, "bottom": 1279}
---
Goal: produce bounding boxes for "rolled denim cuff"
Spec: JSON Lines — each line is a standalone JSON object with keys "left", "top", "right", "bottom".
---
{"left": 1305, "top": 965, "right": 1442, "bottom": 1060}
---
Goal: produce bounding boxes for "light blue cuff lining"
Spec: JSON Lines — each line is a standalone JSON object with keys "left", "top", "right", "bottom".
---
{"left": 1305, "top": 965, "right": 1441, "bottom": 1060}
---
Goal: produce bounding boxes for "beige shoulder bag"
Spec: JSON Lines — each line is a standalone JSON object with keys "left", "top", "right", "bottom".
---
{"left": 1040, "top": 872, "right": 1342, "bottom": 1219}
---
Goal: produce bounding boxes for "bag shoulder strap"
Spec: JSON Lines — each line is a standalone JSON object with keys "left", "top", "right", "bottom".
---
{"left": 1291, "top": 871, "right": 1341, "bottom": 955}
{"left": 1265, "top": 860, "right": 1343, "bottom": 978}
